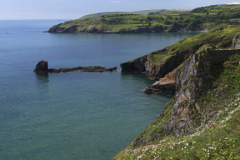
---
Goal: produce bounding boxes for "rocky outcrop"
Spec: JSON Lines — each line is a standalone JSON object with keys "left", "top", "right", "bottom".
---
{"left": 48, "top": 66, "right": 117, "bottom": 73}
{"left": 34, "top": 60, "right": 49, "bottom": 73}
{"left": 34, "top": 60, "right": 117, "bottom": 73}
{"left": 232, "top": 33, "right": 240, "bottom": 49}
{"left": 143, "top": 49, "right": 240, "bottom": 94}
{"left": 144, "top": 67, "right": 177, "bottom": 93}
{"left": 120, "top": 55, "right": 147, "bottom": 73}
{"left": 145, "top": 50, "right": 190, "bottom": 80}
{"left": 131, "top": 44, "right": 240, "bottom": 149}
{"left": 164, "top": 45, "right": 217, "bottom": 135}
{"left": 121, "top": 46, "right": 193, "bottom": 80}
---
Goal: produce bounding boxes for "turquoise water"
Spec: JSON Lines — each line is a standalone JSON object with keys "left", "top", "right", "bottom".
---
{"left": 0, "top": 20, "right": 199, "bottom": 160}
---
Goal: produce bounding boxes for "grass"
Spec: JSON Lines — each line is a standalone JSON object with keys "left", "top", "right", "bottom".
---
{"left": 146, "top": 25, "right": 240, "bottom": 69}
{"left": 113, "top": 52, "right": 240, "bottom": 160}
{"left": 49, "top": 4, "right": 240, "bottom": 33}
{"left": 80, "top": 9, "right": 190, "bottom": 19}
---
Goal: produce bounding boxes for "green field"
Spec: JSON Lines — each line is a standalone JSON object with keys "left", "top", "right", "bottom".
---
{"left": 80, "top": 9, "right": 190, "bottom": 19}
{"left": 49, "top": 4, "right": 240, "bottom": 33}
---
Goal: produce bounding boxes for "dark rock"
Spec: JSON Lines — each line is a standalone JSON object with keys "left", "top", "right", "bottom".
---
{"left": 34, "top": 60, "right": 117, "bottom": 73}
{"left": 120, "top": 55, "right": 147, "bottom": 73}
{"left": 34, "top": 60, "right": 48, "bottom": 73}
{"left": 48, "top": 66, "right": 117, "bottom": 73}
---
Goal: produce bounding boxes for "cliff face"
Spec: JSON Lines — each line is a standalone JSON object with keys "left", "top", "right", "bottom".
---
{"left": 130, "top": 45, "right": 217, "bottom": 149}
{"left": 120, "top": 55, "right": 147, "bottom": 73}
{"left": 113, "top": 28, "right": 240, "bottom": 160}
{"left": 121, "top": 26, "right": 240, "bottom": 95}
{"left": 144, "top": 66, "right": 177, "bottom": 93}
{"left": 165, "top": 45, "right": 217, "bottom": 136}
{"left": 128, "top": 44, "right": 240, "bottom": 150}
{"left": 121, "top": 49, "right": 189, "bottom": 80}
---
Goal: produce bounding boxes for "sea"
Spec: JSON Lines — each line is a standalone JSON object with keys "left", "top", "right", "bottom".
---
{"left": 0, "top": 20, "right": 199, "bottom": 160}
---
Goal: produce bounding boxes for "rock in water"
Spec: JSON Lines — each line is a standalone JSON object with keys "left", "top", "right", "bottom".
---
{"left": 34, "top": 60, "right": 48, "bottom": 73}
{"left": 34, "top": 60, "right": 117, "bottom": 73}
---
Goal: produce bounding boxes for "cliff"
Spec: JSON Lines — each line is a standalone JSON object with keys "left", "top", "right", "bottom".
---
{"left": 121, "top": 26, "right": 240, "bottom": 90}
{"left": 113, "top": 27, "right": 240, "bottom": 159}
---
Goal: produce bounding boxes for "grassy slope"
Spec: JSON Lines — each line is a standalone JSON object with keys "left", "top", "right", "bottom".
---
{"left": 113, "top": 28, "right": 240, "bottom": 160}
{"left": 80, "top": 9, "right": 190, "bottom": 19}
{"left": 191, "top": 4, "right": 240, "bottom": 13}
{"left": 148, "top": 25, "right": 240, "bottom": 66}
{"left": 50, "top": 4, "right": 240, "bottom": 33}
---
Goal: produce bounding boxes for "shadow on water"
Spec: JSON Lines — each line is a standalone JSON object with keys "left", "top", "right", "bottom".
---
{"left": 120, "top": 72, "right": 174, "bottom": 98}
{"left": 120, "top": 72, "right": 159, "bottom": 94}
{"left": 35, "top": 73, "right": 49, "bottom": 95}
{"left": 120, "top": 72, "right": 154, "bottom": 86}
{"left": 35, "top": 73, "right": 49, "bottom": 85}
{"left": 35, "top": 73, "right": 49, "bottom": 83}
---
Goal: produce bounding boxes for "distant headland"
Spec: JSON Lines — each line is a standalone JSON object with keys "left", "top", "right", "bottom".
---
{"left": 48, "top": 5, "right": 240, "bottom": 34}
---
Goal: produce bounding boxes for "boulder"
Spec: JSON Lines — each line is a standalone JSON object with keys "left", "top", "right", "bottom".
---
{"left": 34, "top": 60, "right": 48, "bottom": 73}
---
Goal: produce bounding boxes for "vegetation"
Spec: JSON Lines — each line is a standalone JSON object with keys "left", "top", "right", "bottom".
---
{"left": 147, "top": 25, "right": 240, "bottom": 66}
{"left": 113, "top": 38, "right": 240, "bottom": 160}
{"left": 50, "top": 4, "right": 240, "bottom": 33}
{"left": 80, "top": 9, "right": 190, "bottom": 19}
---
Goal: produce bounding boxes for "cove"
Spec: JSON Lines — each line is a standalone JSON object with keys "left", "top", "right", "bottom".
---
{"left": 0, "top": 20, "right": 199, "bottom": 160}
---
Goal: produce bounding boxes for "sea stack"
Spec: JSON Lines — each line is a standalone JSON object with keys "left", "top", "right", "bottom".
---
{"left": 34, "top": 60, "right": 48, "bottom": 73}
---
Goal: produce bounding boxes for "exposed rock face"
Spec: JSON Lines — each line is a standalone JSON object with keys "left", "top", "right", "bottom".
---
{"left": 145, "top": 51, "right": 189, "bottom": 80}
{"left": 34, "top": 60, "right": 117, "bottom": 73}
{"left": 232, "top": 33, "right": 240, "bottom": 49}
{"left": 120, "top": 55, "right": 147, "bottom": 73}
{"left": 144, "top": 68, "right": 176, "bottom": 93}
{"left": 131, "top": 45, "right": 240, "bottom": 149}
{"left": 143, "top": 49, "right": 240, "bottom": 94}
{"left": 121, "top": 50, "right": 188, "bottom": 80}
{"left": 34, "top": 60, "right": 48, "bottom": 73}
{"left": 165, "top": 45, "right": 217, "bottom": 136}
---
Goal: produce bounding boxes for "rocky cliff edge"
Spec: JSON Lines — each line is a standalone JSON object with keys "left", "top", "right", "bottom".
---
{"left": 113, "top": 27, "right": 240, "bottom": 159}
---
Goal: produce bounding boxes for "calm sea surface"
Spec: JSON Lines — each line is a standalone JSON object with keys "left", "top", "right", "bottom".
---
{"left": 0, "top": 20, "right": 199, "bottom": 160}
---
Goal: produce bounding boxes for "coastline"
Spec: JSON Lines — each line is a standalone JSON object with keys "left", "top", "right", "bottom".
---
{"left": 48, "top": 28, "right": 208, "bottom": 34}
{"left": 113, "top": 26, "right": 240, "bottom": 159}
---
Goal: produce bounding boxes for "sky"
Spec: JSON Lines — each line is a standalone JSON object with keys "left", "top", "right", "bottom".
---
{"left": 1, "top": 0, "right": 240, "bottom": 20}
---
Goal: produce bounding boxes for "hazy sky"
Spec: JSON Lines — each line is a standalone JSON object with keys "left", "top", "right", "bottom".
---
{"left": 1, "top": 0, "right": 240, "bottom": 20}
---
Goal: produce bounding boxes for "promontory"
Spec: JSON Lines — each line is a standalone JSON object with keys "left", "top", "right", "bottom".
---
{"left": 49, "top": 5, "right": 240, "bottom": 34}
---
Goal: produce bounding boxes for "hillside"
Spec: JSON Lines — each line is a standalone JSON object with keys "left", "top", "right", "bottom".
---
{"left": 113, "top": 25, "right": 240, "bottom": 159}
{"left": 80, "top": 9, "right": 190, "bottom": 19}
{"left": 48, "top": 4, "right": 240, "bottom": 33}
